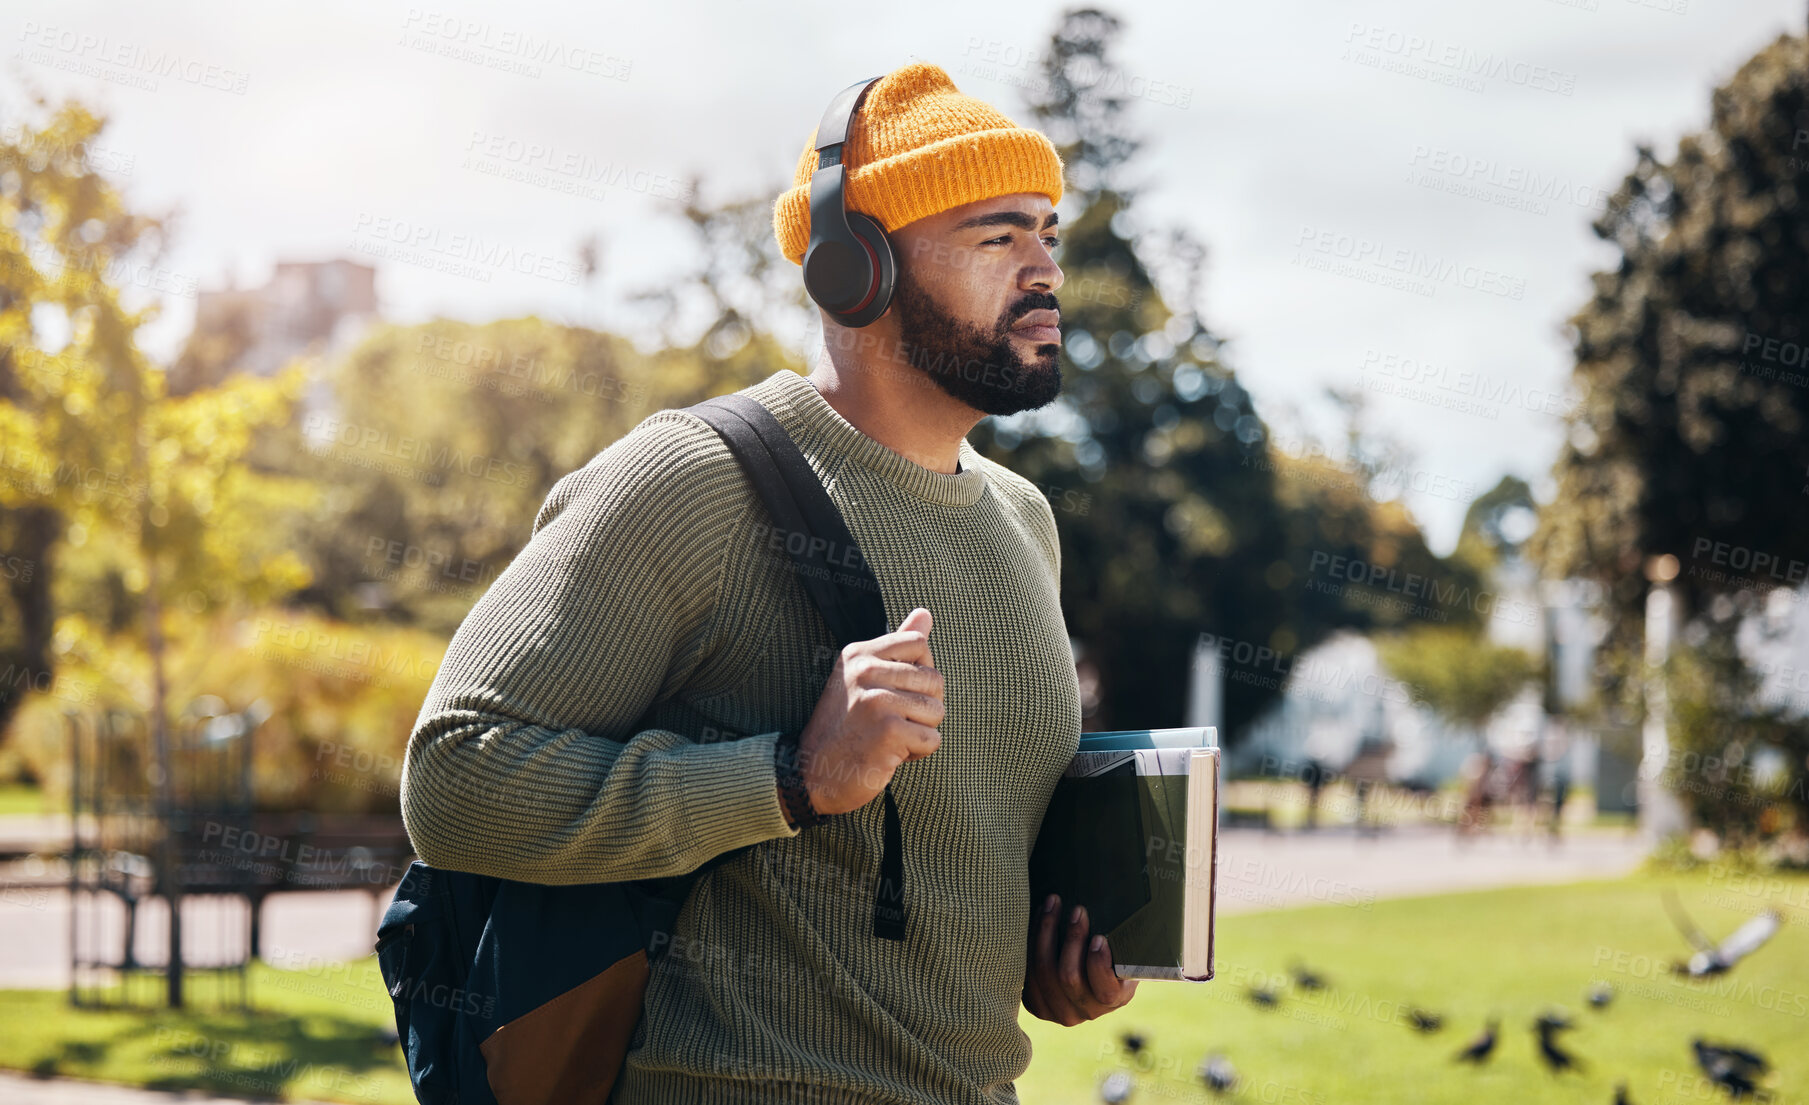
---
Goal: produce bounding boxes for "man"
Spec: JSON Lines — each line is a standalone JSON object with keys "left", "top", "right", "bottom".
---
{"left": 399, "top": 60, "right": 1135, "bottom": 1105}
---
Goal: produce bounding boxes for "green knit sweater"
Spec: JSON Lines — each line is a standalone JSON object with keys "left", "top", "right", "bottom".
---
{"left": 399, "top": 367, "right": 1083, "bottom": 1104}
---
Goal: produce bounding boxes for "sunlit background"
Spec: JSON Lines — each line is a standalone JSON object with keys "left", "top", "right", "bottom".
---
{"left": 1, "top": 1, "right": 1807, "bottom": 1103}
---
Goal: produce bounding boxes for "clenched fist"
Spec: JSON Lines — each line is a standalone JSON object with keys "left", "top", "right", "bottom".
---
{"left": 789, "top": 607, "right": 945, "bottom": 818}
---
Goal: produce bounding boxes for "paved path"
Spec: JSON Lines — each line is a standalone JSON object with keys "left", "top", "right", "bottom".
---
{"left": 1215, "top": 824, "right": 1649, "bottom": 913}
{"left": 0, "top": 1070, "right": 340, "bottom": 1104}
{"left": 0, "top": 824, "right": 1649, "bottom": 1102}
{"left": 0, "top": 824, "right": 1648, "bottom": 990}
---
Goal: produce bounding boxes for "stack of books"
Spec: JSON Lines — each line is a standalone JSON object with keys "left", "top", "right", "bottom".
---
{"left": 1028, "top": 727, "right": 1219, "bottom": 982}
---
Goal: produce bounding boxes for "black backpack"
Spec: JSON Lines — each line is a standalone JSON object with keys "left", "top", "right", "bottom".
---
{"left": 375, "top": 392, "right": 909, "bottom": 1105}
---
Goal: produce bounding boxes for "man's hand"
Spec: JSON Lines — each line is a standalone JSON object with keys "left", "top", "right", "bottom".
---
{"left": 1023, "top": 893, "right": 1138, "bottom": 1025}
{"left": 794, "top": 607, "right": 945, "bottom": 816}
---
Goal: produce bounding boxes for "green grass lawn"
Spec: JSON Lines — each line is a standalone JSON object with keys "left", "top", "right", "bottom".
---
{"left": 0, "top": 868, "right": 1801, "bottom": 1104}
{"left": 0, "top": 958, "right": 413, "bottom": 1103}
{"left": 0, "top": 781, "right": 58, "bottom": 816}
{"left": 1018, "top": 869, "right": 1809, "bottom": 1105}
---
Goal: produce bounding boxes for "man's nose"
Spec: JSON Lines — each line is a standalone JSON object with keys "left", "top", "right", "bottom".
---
{"left": 1024, "top": 260, "right": 1063, "bottom": 293}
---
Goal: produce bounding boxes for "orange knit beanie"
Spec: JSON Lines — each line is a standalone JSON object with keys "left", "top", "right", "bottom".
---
{"left": 772, "top": 61, "right": 1065, "bottom": 266}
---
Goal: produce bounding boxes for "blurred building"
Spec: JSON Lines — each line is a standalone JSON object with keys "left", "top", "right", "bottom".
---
{"left": 169, "top": 259, "right": 379, "bottom": 411}
{"left": 1207, "top": 557, "right": 1612, "bottom": 798}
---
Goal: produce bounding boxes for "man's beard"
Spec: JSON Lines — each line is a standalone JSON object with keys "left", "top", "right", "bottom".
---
{"left": 888, "top": 273, "right": 1063, "bottom": 417}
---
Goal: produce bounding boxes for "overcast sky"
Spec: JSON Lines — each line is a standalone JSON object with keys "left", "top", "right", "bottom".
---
{"left": 8, "top": 0, "right": 1805, "bottom": 554}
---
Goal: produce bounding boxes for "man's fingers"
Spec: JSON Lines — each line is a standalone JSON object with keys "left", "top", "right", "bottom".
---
{"left": 1034, "top": 894, "right": 1060, "bottom": 963}
{"left": 858, "top": 657, "right": 945, "bottom": 699}
{"left": 1022, "top": 897, "right": 1053, "bottom": 1020}
{"left": 888, "top": 717, "right": 943, "bottom": 761}
{"left": 868, "top": 686, "right": 946, "bottom": 728}
{"left": 865, "top": 608, "right": 934, "bottom": 666}
{"left": 865, "top": 631, "right": 932, "bottom": 667}
{"left": 1058, "top": 905, "right": 1090, "bottom": 1009}
{"left": 1084, "top": 932, "right": 1128, "bottom": 1006}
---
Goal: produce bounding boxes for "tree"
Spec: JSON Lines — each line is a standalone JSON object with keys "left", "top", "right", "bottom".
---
{"left": 0, "top": 96, "right": 313, "bottom": 1004}
{"left": 1530, "top": 28, "right": 1809, "bottom": 842}
{"left": 1377, "top": 628, "right": 1540, "bottom": 731}
{"left": 967, "top": 7, "right": 1466, "bottom": 735}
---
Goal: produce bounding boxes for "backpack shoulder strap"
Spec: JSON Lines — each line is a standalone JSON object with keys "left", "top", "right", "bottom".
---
{"left": 683, "top": 390, "right": 909, "bottom": 943}
{"left": 685, "top": 393, "right": 887, "bottom": 645}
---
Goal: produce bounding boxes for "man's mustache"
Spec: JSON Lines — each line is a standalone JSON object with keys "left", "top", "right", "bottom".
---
{"left": 1004, "top": 292, "right": 1061, "bottom": 328}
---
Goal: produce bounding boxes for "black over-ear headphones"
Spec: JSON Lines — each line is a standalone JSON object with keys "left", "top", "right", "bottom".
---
{"left": 802, "top": 76, "right": 897, "bottom": 329}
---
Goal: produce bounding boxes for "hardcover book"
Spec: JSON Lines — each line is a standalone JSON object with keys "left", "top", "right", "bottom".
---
{"left": 1028, "top": 727, "right": 1219, "bottom": 982}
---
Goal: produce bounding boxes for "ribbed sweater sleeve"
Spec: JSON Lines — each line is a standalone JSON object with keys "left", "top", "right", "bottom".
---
{"left": 398, "top": 412, "right": 801, "bottom": 886}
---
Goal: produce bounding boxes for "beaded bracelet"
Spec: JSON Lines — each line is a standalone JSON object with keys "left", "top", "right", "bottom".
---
{"left": 774, "top": 730, "right": 825, "bottom": 830}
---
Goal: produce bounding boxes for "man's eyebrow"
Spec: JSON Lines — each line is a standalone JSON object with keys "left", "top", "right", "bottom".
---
{"left": 951, "top": 210, "right": 1061, "bottom": 232}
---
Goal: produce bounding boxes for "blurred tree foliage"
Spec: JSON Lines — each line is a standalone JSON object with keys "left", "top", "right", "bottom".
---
{"left": 278, "top": 309, "right": 793, "bottom": 635}
{"left": 1532, "top": 30, "right": 1809, "bottom": 708}
{"left": 0, "top": 100, "right": 312, "bottom": 757}
{"left": 1377, "top": 626, "right": 1540, "bottom": 731}
{"left": 1664, "top": 617, "right": 1809, "bottom": 849}
{"left": 964, "top": 8, "right": 1470, "bottom": 735}
{"left": 1527, "top": 30, "right": 1809, "bottom": 840}
{"left": 1377, "top": 478, "right": 1543, "bottom": 730}
{"left": 7, "top": 607, "right": 444, "bottom": 813}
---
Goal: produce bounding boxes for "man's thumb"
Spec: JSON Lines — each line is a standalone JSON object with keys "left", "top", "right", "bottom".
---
{"left": 900, "top": 607, "right": 932, "bottom": 634}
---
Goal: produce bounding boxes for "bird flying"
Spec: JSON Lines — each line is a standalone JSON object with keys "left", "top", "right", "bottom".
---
{"left": 1663, "top": 891, "right": 1781, "bottom": 979}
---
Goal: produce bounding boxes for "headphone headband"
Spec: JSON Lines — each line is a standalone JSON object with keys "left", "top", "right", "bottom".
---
{"left": 802, "top": 75, "right": 896, "bottom": 328}
{"left": 814, "top": 76, "right": 879, "bottom": 163}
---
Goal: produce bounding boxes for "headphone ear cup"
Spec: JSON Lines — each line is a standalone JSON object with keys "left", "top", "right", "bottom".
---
{"left": 829, "top": 212, "right": 896, "bottom": 329}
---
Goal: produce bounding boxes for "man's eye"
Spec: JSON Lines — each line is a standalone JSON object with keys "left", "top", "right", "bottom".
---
{"left": 1043, "top": 236, "right": 1061, "bottom": 249}
{"left": 984, "top": 235, "right": 1010, "bottom": 245}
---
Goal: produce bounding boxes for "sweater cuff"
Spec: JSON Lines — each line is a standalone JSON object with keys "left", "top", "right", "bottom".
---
{"left": 692, "top": 730, "right": 802, "bottom": 850}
